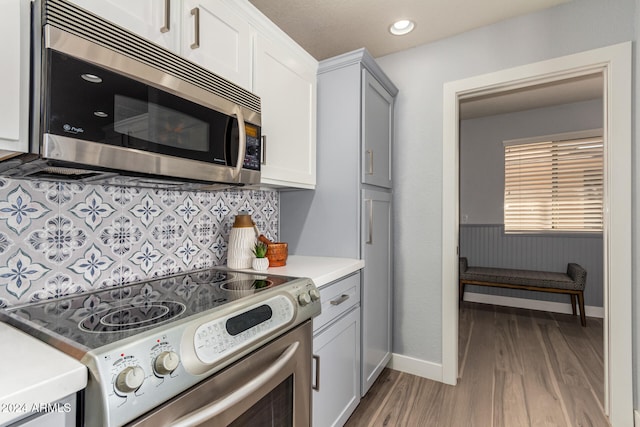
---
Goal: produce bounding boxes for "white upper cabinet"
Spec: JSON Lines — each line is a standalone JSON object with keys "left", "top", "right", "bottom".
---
{"left": 0, "top": 0, "right": 30, "bottom": 153}
{"left": 253, "top": 34, "right": 317, "bottom": 189}
{"left": 181, "top": 0, "right": 252, "bottom": 90}
{"left": 70, "top": 0, "right": 252, "bottom": 89}
{"left": 69, "top": 0, "right": 181, "bottom": 52}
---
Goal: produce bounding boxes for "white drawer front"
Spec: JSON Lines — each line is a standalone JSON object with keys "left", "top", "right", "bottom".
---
{"left": 313, "top": 272, "right": 360, "bottom": 332}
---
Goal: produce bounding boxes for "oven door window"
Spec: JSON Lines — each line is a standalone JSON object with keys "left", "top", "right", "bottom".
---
{"left": 44, "top": 50, "right": 238, "bottom": 166}
{"left": 229, "top": 376, "right": 293, "bottom": 427}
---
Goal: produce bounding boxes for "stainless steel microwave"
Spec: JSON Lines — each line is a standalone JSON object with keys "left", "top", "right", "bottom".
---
{"left": 0, "top": 0, "right": 261, "bottom": 189}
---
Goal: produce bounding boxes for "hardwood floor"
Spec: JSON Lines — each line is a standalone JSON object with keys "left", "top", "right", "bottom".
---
{"left": 344, "top": 302, "right": 608, "bottom": 427}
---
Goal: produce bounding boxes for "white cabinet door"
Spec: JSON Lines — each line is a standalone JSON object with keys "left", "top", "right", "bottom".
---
{"left": 69, "top": 0, "right": 180, "bottom": 52}
{"left": 313, "top": 308, "right": 361, "bottom": 427}
{"left": 181, "top": 0, "right": 252, "bottom": 90}
{"left": 361, "top": 188, "right": 392, "bottom": 395}
{"left": 0, "top": 0, "right": 29, "bottom": 153}
{"left": 361, "top": 69, "right": 393, "bottom": 189}
{"left": 254, "top": 35, "right": 317, "bottom": 189}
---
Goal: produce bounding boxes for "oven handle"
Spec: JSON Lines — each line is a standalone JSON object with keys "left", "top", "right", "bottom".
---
{"left": 233, "top": 105, "right": 247, "bottom": 180}
{"left": 170, "top": 341, "right": 300, "bottom": 427}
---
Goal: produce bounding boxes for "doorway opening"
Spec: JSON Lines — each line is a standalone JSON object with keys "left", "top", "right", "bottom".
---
{"left": 457, "top": 76, "right": 606, "bottom": 418}
{"left": 441, "top": 42, "right": 632, "bottom": 426}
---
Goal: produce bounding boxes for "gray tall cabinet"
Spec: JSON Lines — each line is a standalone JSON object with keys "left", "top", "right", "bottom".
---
{"left": 280, "top": 48, "right": 397, "bottom": 400}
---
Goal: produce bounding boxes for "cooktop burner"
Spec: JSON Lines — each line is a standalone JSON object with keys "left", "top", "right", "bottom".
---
{"left": 220, "top": 278, "right": 273, "bottom": 292}
{"left": 79, "top": 301, "right": 187, "bottom": 333}
{"left": 2, "top": 268, "right": 292, "bottom": 350}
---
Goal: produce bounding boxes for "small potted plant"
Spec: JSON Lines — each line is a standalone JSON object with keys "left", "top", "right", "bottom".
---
{"left": 251, "top": 241, "right": 269, "bottom": 271}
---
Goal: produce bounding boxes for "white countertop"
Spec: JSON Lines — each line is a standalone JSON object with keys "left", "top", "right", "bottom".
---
{"left": 0, "top": 323, "right": 87, "bottom": 425}
{"left": 0, "top": 255, "right": 361, "bottom": 425}
{"left": 241, "top": 255, "right": 364, "bottom": 288}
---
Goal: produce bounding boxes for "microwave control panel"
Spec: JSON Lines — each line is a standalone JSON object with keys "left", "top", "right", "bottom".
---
{"left": 243, "top": 124, "right": 261, "bottom": 171}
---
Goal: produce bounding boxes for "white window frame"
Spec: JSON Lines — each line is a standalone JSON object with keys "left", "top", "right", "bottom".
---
{"left": 503, "top": 129, "right": 603, "bottom": 234}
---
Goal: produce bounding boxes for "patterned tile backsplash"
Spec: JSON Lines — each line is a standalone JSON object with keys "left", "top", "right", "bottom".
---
{"left": 0, "top": 177, "right": 279, "bottom": 308}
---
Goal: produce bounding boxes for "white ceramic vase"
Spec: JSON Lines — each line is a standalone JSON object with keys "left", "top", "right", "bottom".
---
{"left": 252, "top": 257, "right": 269, "bottom": 271}
{"left": 227, "top": 214, "right": 256, "bottom": 269}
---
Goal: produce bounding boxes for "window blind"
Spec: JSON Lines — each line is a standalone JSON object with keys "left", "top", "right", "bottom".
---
{"left": 504, "top": 135, "right": 603, "bottom": 233}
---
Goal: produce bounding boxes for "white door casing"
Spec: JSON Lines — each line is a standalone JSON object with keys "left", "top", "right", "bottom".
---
{"left": 442, "top": 42, "right": 632, "bottom": 426}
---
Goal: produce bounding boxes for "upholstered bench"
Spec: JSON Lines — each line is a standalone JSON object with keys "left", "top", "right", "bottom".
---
{"left": 459, "top": 257, "right": 588, "bottom": 326}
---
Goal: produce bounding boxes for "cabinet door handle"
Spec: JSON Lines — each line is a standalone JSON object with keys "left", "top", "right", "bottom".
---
{"left": 261, "top": 135, "right": 267, "bottom": 165}
{"left": 312, "top": 355, "right": 320, "bottom": 391}
{"left": 190, "top": 7, "right": 200, "bottom": 49}
{"left": 366, "top": 199, "right": 373, "bottom": 244}
{"left": 330, "top": 294, "right": 350, "bottom": 306}
{"left": 366, "top": 149, "right": 374, "bottom": 175}
{"left": 160, "top": 0, "right": 170, "bottom": 33}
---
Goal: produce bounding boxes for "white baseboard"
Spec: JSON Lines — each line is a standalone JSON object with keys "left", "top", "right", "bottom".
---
{"left": 634, "top": 409, "right": 639, "bottom": 427}
{"left": 389, "top": 353, "right": 443, "bottom": 382}
{"left": 463, "top": 291, "right": 604, "bottom": 318}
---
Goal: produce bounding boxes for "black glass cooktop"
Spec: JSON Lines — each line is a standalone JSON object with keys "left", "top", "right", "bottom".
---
{"left": 1, "top": 269, "right": 293, "bottom": 351}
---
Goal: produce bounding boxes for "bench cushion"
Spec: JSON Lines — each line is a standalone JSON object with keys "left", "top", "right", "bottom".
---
{"left": 461, "top": 266, "right": 581, "bottom": 291}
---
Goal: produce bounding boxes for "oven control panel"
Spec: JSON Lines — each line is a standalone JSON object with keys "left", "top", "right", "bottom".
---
{"left": 85, "top": 329, "right": 194, "bottom": 427}
{"left": 194, "top": 295, "right": 294, "bottom": 365}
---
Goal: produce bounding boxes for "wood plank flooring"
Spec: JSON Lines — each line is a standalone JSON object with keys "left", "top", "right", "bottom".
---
{"left": 344, "top": 302, "right": 607, "bottom": 427}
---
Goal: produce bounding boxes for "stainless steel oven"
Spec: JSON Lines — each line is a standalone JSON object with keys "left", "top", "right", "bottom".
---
{"left": 130, "top": 321, "right": 312, "bottom": 426}
{"left": 0, "top": 268, "right": 320, "bottom": 427}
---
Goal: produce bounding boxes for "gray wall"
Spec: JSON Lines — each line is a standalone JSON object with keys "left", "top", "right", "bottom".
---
{"left": 460, "top": 99, "right": 603, "bottom": 225}
{"left": 374, "top": 0, "right": 639, "bottom": 411}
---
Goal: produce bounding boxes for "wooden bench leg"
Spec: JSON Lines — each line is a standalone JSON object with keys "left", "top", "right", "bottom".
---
{"left": 459, "top": 281, "right": 465, "bottom": 302}
{"left": 570, "top": 294, "right": 577, "bottom": 315}
{"left": 577, "top": 291, "right": 586, "bottom": 327}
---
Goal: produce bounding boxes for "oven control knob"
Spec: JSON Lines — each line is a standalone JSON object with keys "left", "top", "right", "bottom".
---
{"left": 298, "top": 292, "right": 311, "bottom": 306}
{"left": 115, "top": 366, "right": 145, "bottom": 393}
{"left": 154, "top": 351, "right": 180, "bottom": 375}
{"left": 309, "top": 289, "right": 320, "bottom": 302}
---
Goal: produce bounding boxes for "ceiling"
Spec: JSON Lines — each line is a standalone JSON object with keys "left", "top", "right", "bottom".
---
{"left": 459, "top": 73, "right": 603, "bottom": 119}
{"left": 249, "top": 0, "right": 603, "bottom": 118}
{"left": 248, "top": 0, "right": 571, "bottom": 61}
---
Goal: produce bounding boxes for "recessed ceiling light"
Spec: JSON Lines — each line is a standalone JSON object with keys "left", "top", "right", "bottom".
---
{"left": 94, "top": 111, "right": 109, "bottom": 118}
{"left": 81, "top": 73, "right": 102, "bottom": 83}
{"left": 390, "top": 19, "right": 415, "bottom": 36}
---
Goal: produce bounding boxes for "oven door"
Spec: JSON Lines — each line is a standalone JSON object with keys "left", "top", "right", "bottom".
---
{"left": 127, "top": 321, "right": 312, "bottom": 427}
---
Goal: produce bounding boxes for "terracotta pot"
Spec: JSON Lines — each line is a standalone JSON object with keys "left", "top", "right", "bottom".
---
{"left": 258, "top": 235, "right": 288, "bottom": 267}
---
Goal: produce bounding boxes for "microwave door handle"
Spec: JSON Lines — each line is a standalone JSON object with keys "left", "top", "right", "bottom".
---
{"left": 233, "top": 106, "right": 246, "bottom": 180}
{"left": 170, "top": 341, "right": 300, "bottom": 427}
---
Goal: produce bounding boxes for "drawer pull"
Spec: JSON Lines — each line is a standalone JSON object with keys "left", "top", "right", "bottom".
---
{"left": 330, "top": 294, "right": 350, "bottom": 306}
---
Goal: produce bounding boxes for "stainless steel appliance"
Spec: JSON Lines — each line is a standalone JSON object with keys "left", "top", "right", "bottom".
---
{"left": 0, "top": 0, "right": 262, "bottom": 189}
{"left": 1, "top": 269, "right": 320, "bottom": 426}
